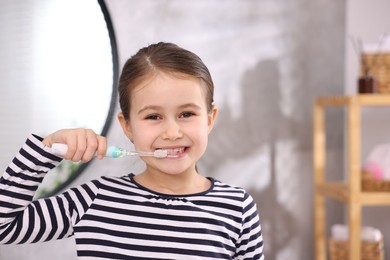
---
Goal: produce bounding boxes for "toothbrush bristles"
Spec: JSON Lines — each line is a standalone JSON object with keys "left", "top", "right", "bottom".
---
{"left": 154, "top": 150, "right": 168, "bottom": 158}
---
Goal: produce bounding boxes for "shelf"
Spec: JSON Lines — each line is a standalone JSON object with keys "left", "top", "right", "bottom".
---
{"left": 317, "top": 182, "right": 390, "bottom": 205}
{"left": 362, "top": 192, "right": 390, "bottom": 205}
{"left": 317, "top": 182, "right": 348, "bottom": 202}
{"left": 313, "top": 95, "right": 390, "bottom": 260}
{"left": 316, "top": 94, "right": 390, "bottom": 107}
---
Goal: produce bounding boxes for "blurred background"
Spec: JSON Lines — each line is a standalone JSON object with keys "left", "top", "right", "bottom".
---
{"left": 1, "top": 0, "right": 390, "bottom": 259}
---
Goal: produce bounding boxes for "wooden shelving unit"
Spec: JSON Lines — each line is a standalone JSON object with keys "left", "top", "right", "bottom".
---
{"left": 313, "top": 95, "right": 390, "bottom": 260}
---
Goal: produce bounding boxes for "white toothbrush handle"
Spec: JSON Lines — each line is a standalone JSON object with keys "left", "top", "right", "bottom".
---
{"left": 50, "top": 143, "right": 110, "bottom": 158}
{"left": 51, "top": 143, "right": 69, "bottom": 157}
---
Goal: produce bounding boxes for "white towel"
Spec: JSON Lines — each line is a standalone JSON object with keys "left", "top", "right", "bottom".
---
{"left": 331, "top": 224, "right": 382, "bottom": 242}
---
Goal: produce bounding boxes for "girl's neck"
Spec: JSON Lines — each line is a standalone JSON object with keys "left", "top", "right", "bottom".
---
{"left": 134, "top": 168, "right": 210, "bottom": 195}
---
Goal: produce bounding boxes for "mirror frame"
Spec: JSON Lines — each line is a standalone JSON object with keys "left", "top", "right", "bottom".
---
{"left": 41, "top": 0, "right": 119, "bottom": 197}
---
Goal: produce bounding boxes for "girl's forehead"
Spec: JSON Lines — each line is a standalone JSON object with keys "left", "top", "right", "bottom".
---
{"left": 136, "top": 71, "right": 197, "bottom": 87}
{"left": 130, "top": 72, "right": 207, "bottom": 108}
{"left": 132, "top": 71, "right": 204, "bottom": 97}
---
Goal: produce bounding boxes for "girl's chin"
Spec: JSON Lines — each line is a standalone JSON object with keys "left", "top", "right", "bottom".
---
{"left": 149, "top": 164, "right": 197, "bottom": 176}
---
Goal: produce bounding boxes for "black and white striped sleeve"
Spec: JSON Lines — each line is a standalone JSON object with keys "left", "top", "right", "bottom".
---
{"left": 234, "top": 192, "right": 264, "bottom": 260}
{"left": 0, "top": 134, "right": 99, "bottom": 244}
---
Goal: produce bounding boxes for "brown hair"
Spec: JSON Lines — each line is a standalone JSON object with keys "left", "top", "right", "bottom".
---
{"left": 118, "top": 42, "right": 214, "bottom": 119}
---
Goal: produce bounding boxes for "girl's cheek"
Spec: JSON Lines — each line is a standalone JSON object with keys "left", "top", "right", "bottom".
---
{"left": 134, "top": 126, "right": 158, "bottom": 143}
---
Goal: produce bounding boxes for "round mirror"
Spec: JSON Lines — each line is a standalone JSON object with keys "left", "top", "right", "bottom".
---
{"left": 0, "top": 0, "right": 118, "bottom": 196}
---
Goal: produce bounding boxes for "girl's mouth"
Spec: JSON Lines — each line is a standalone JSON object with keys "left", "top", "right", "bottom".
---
{"left": 159, "top": 147, "right": 186, "bottom": 158}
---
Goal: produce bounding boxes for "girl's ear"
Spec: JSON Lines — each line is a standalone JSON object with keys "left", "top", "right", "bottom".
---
{"left": 118, "top": 112, "right": 133, "bottom": 141}
{"left": 207, "top": 106, "right": 218, "bottom": 134}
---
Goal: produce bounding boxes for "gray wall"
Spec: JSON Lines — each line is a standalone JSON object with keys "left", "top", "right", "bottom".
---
{"left": 0, "top": 0, "right": 347, "bottom": 259}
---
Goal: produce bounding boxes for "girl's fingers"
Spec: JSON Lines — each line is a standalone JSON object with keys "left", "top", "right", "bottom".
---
{"left": 63, "top": 130, "right": 80, "bottom": 161}
{"left": 45, "top": 128, "right": 106, "bottom": 163}
{"left": 96, "top": 135, "right": 107, "bottom": 160}
{"left": 80, "top": 129, "right": 100, "bottom": 162}
{"left": 63, "top": 129, "right": 83, "bottom": 161}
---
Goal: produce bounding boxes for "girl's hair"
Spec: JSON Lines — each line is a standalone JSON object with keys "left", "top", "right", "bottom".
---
{"left": 118, "top": 42, "right": 214, "bottom": 119}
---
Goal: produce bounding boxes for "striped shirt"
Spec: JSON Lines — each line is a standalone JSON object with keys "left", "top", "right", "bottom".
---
{"left": 0, "top": 135, "right": 264, "bottom": 259}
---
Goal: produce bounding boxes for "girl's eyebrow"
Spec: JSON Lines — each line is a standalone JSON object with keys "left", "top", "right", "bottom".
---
{"left": 137, "top": 105, "right": 162, "bottom": 115}
{"left": 178, "top": 103, "right": 202, "bottom": 110}
{"left": 137, "top": 103, "right": 202, "bottom": 115}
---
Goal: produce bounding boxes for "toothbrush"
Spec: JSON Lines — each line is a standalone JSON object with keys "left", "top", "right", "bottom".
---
{"left": 50, "top": 143, "right": 168, "bottom": 159}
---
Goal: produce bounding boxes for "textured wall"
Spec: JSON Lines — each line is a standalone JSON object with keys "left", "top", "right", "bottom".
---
{"left": 0, "top": 0, "right": 346, "bottom": 259}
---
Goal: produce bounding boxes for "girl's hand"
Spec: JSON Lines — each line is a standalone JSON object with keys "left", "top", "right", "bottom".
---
{"left": 43, "top": 128, "right": 107, "bottom": 162}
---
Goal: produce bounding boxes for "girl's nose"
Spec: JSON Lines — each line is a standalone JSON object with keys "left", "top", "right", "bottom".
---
{"left": 162, "top": 119, "right": 183, "bottom": 140}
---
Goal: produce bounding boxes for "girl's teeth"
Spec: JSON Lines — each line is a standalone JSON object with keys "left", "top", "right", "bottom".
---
{"left": 166, "top": 147, "right": 184, "bottom": 155}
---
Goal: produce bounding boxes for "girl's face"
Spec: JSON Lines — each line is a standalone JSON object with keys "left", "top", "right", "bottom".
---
{"left": 118, "top": 72, "right": 218, "bottom": 176}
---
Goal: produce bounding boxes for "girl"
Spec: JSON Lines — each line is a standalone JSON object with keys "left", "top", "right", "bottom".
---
{"left": 0, "top": 42, "right": 264, "bottom": 259}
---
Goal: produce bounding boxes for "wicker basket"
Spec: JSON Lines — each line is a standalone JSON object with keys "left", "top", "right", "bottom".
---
{"left": 361, "top": 53, "right": 390, "bottom": 94}
{"left": 329, "top": 239, "right": 384, "bottom": 260}
{"left": 362, "top": 171, "right": 390, "bottom": 192}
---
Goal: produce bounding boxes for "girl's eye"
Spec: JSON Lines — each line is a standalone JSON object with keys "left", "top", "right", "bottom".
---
{"left": 145, "top": 114, "right": 161, "bottom": 120}
{"left": 180, "top": 111, "right": 195, "bottom": 118}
